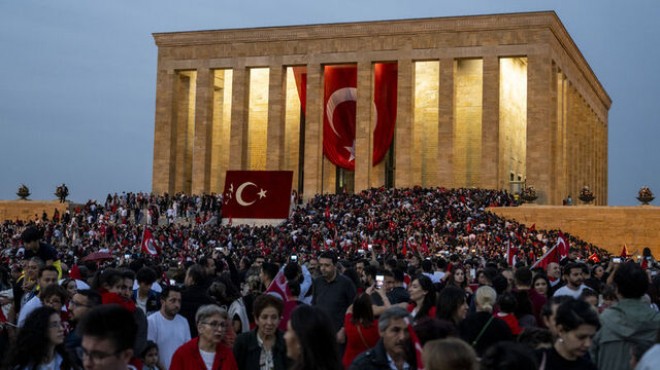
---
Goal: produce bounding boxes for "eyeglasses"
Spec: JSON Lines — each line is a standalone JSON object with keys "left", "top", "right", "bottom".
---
{"left": 76, "top": 347, "right": 122, "bottom": 362}
{"left": 201, "top": 321, "right": 228, "bottom": 330}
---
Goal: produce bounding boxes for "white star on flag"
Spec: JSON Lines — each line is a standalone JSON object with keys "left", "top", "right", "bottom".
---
{"left": 258, "top": 189, "right": 267, "bottom": 199}
{"left": 344, "top": 140, "right": 356, "bottom": 162}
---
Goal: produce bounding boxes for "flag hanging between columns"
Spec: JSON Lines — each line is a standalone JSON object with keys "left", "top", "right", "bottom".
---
{"left": 321, "top": 64, "right": 398, "bottom": 170}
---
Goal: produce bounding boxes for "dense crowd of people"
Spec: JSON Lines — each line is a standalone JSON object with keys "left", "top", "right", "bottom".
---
{"left": 0, "top": 186, "right": 659, "bottom": 370}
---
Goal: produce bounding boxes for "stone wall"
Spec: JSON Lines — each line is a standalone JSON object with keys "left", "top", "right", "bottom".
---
{"left": 490, "top": 205, "right": 660, "bottom": 257}
{"left": 0, "top": 201, "right": 69, "bottom": 222}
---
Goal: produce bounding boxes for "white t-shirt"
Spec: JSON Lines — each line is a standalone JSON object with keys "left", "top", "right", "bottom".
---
{"left": 553, "top": 284, "right": 591, "bottom": 299}
{"left": 17, "top": 295, "right": 42, "bottom": 327}
{"left": 147, "top": 311, "right": 191, "bottom": 369}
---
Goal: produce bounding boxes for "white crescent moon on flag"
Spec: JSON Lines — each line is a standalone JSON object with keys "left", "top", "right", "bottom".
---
{"left": 146, "top": 240, "right": 157, "bottom": 255}
{"left": 236, "top": 182, "right": 257, "bottom": 206}
{"left": 326, "top": 87, "right": 357, "bottom": 138}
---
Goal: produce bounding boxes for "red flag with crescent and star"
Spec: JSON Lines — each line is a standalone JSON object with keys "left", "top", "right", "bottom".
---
{"left": 141, "top": 228, "right": 158, "bottom": 256}
{"left": 322, "top": 63, "right": 398, "bottom": 170}
{"left": 222, "top": 171, "right": 293, "bottom": 221}
{"left": 324, "top": 65, "right": 357, "bottom": 170}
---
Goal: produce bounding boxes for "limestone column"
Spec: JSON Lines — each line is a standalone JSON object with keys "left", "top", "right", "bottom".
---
{"left": 267, "top": 64, "right": 285, "bottom": 170}
{"left": 395, "top": 59, "right": 414, "bottom": 188}
{"left": 174, "top": 73, "right": 193, "bottom": 194}
{"left": 547, "top": 63, "right": 560, "bottom": 205}
{"left": 229, "top": 65, "right": 248, "bottom": 170}
{"left": 437, "top": 58, "right": 455, "bottom": 188}
{"left": 191, "top": 68, "right": 213, "bottom": 194}
{"left": 526, "top": 52, "right": 553, "bottom": 203}
{"left": 303, "top": 63, "right": 323, "bottom": 200}
{"left": 481, "top": 56, "right": 500, "bottom": 189}
{"left": 152, "top": 69, "right": 177, "bottom": 194}
{"left": 354, "top": 60, "right": 373, "bottom": 192}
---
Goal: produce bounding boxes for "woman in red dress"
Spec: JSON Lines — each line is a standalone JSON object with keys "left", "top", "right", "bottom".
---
{"left": 342, "top": 293, "right": 380, "bottom": 368}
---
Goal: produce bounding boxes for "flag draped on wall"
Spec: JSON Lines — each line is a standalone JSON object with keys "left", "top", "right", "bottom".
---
{"left": 372, "top": 63, "right": 398, "bottom": 165}
{"left": 222, "top": 171, "right": 293, "bottom": 220}
{"left": 292, "top": 63, "right": 398, "bottom": 171}
{"left": 323, "top": 65, "right": 358, "bottom": 170}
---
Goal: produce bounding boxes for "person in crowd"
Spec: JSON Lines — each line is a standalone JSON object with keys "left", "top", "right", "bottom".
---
{"left": 285, "top": 305, "right": 342, "bottom": 370}
{"left": 459, "top": 285, "right": 512, "bottom": 356}
{"left": 21, "top": 226, "right": 61, "bottom": 271}
{"left": 584, "top": 264, "right": 607, "bottom": 294}
{"left": 513, "top": 267, "right": 544, "bottom": 328}
{"left": 65, "top": 289, "right": 102, "bottom": 367}
{"left": 635, "top": 328, "right": 660, "bottom": 370}
{"left": 386, "top": 269, "right": 410, "bottom": 305}
{"left": 591, "top": 261, "right": 660, "bottom": 370}
{"left": 3, "top": 306, "right": 77, "bottom": 370}
{"left": 546, "top": 262, "right": 562, "bottom": 294}
{"left": 422, "top": 337, "right": 478, "bottom": 370}
{"left": 312, "top": 251, "right": 356, "bottom": 350}
{"left": 537, "top": 298, "right": 599, "bottom": 370}
{"left": 147, "top": 286, "right": 191, "bottom": 370}
{"left": 133, "top": 267, "right": 160, "bottom": 315}
{"left": 141, "top": 341, "right": 164, "bottom": 370}
{"left": 553, "top": 262, "right": 591, "bottom": 299}
{"left": 495, "top": 291, "right": 522, "bottom": 335}
{"left": 61, "top": 277, "right": 79, "bottom": 299}
{"left": 348, "top": 306, "right": 416, "bottom": 370}
{"left": 406, "top": 274, "right": 437, "bottom": 321}
{"left": 17, "top": 264, "right": 59, "bottom": 327}
{"left": 233, "top": 294, "right": 288, "bottom": 370}
{"left": 342, "top": 293, "right": 380, "bottom": 368}
{"left": 180, "top": 264, "right": 214, "bottom": 337}
{"left": 540, "top": 295, "right": 572, "bottom": 335}
{"left": 436, "top": 286, "right": 469, "bottom": 332}
{"left": 446, "top": 266, "right": 473, "bottom": 302}
{"left": 480, "top": 342, "right": 539, "bottom": 370}
{"left": 77, "top": 304, "right": 138, "bottom": 370}
{"left": 170, "top": 304, "right": 238, "bottom": 370}
{"left": 532, "top": 273, "right": 551, "bottom": 299}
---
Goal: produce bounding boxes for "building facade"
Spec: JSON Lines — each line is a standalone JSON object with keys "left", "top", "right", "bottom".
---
{"left": 151, "top": 11, "right": 611, "bottom": 204}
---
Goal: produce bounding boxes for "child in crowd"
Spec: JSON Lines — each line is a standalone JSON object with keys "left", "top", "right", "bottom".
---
{"left": 141, "top": 341, "right": 165, "bottom": 370}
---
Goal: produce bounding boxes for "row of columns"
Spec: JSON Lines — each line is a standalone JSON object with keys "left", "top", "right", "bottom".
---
{"left": 152, "top": 49, "right": 605, "bottom": 204}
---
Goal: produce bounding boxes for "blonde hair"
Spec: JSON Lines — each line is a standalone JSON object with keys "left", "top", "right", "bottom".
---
{"left": 475, "top": 285, "right": 497, "bottom": 313}
{"left": 423, "top": 338, "right": 478, "bottom": 370}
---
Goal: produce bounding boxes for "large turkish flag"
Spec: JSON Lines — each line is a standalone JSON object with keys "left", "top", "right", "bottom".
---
{"left": 323, "top": 65, "right": 358, "bottom": 170}
{"left": 373, "top": 63, "right": 397, "bottom": 166}
{"left": 222, "top": 171, "right": 293, "bottom": 221}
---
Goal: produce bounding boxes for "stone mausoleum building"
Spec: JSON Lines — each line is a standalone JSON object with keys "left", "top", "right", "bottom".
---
{"left": 151, "top": 11, "right": 610, "bottom": 205}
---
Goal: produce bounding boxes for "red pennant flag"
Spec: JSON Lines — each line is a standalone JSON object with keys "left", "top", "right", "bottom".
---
{"left": 323, "top": 65, "right": 357, "bottom": 170}
{"left": 222, "top": 171, "right": 293, "bottom": 222}
{"left": 141, "top": 228, "right": 158, "bottom": 256}
{"left": 620, "top": 244, "right": 630, "bottom": 258}
{"left": 587, "top": 253, "right": 601, "bottom": 263}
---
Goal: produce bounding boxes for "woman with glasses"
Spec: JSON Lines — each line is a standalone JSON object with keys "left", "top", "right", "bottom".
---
{"left": 170, "top": 304, "right": 238, "bottom": 370}
{"left": 3, "top": 306, "right": 78, "bottom": 369}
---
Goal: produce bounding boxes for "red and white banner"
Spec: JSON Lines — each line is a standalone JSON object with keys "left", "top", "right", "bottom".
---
{"left": 266, "top": 269, "right": 291, "bottom": 302}
{"left": 372, "top": 63, "right": 397, "bottom": 166}
{"left": 324, "top": 65, "right": 358, "bottom": 170}
{"left": 222, "top": 171, "right": 293, "bottom": 224}
{"left": 322, "top": 63, "right": 398, "bottom": 170}
{"left": 141, "top": 228, "right": 158, "bottom": 256}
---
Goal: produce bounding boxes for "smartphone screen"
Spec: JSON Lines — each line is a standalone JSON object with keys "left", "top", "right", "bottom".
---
{"left": 376, "top": 275, "right": 384, "bottom": 289}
